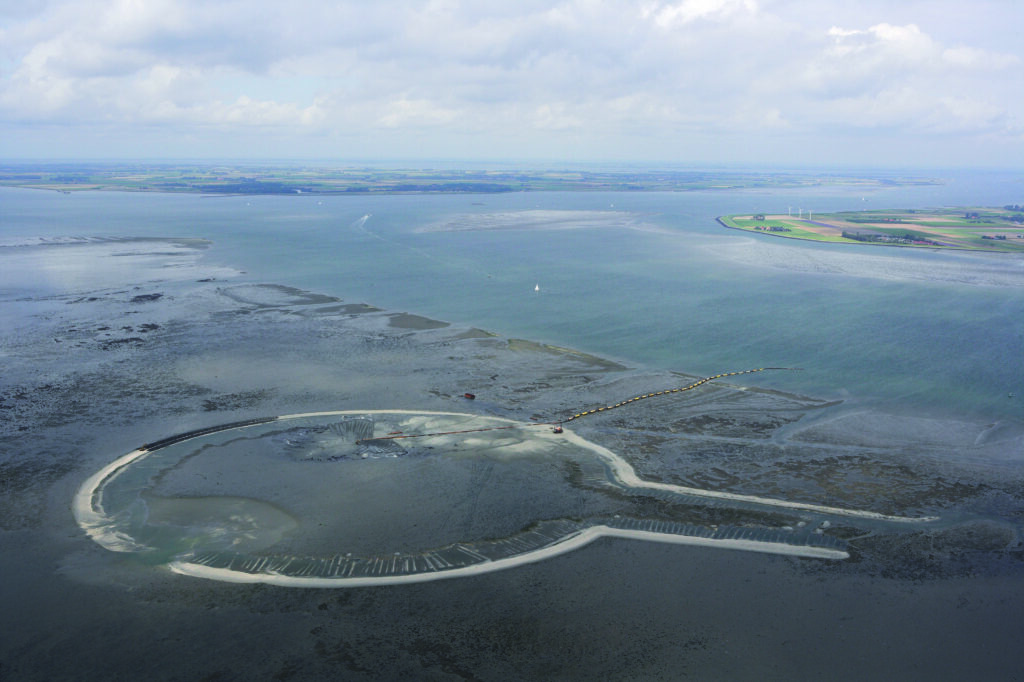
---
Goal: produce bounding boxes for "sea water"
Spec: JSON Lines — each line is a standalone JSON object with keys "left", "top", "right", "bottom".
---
{"left": 2, "top": 169, "right": 1022, "bottom": 424}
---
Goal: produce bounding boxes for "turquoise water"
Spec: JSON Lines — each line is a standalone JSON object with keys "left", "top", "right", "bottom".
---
{"left": 2, "top": 170, "right": 1023, "bottom": 422}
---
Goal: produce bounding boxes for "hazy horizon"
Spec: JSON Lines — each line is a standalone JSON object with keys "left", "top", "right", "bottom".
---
{"left": 0, "top": 159, "right": 1018, "bottom": 175}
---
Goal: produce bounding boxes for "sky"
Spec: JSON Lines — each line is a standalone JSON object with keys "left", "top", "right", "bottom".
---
{"left": 1, "top": 0, "right": 1021, "bottom": 167}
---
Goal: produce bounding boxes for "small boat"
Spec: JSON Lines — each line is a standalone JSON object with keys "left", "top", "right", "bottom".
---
{"left": 463, "top": 393, "right": 476, "bottom": 400}
{"left": 534, "top": 284, "right": 540, "bottom": 292}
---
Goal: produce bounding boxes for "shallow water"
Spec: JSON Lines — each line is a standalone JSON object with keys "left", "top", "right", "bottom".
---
{"left": 3, "top": 172, "right": 1022, "bottom": 424}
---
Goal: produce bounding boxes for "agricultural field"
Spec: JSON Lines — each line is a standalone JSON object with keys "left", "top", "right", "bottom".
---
{"left": 720, "top": 207, "right": 1024, "bottom": 252}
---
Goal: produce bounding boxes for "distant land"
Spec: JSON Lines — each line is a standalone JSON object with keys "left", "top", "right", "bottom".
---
{"left": 719, "top": 207, "right": 1024, "bottom": 252}
{"left": 0, "top": 162, "right": 941, "bottom": 195}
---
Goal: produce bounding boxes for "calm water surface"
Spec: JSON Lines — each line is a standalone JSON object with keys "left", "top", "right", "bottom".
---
{"left": 3, "top": 170, "right": 1022, "bottom": 423}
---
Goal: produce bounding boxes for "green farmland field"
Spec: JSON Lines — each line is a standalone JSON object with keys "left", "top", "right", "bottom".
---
{"left": 720, "top": 207, "right": 1024, "bottom": 253}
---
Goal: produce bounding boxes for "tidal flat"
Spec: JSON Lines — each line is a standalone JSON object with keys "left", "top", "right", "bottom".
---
{"left": 3, "top": 236, "right": 1024, "bottom": 679}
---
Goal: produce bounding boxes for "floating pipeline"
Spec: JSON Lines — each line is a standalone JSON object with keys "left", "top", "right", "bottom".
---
{"left": 560, "top": 367, "right": 795, "bottom": 423}
{"left": 359, "top": 367, "right": 798, "bottom": 443}
{"left": 140, "top": 416, "right": 278, "bottom": 451}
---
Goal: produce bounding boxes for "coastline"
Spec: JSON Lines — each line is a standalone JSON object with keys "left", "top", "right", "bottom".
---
{"left": 717, "top": 212, "right": 1024, "bottom": 254}
{"left": 0, "top": 164, "right": 944, "bottom": 196}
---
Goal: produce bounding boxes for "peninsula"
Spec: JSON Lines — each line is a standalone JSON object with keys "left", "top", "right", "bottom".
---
{"left": 719, "top": 207, "right": 1024, "bottom": 252}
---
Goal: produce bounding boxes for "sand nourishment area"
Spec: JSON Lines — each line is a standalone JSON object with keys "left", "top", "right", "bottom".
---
{"left": 74, "top": 408, "right": 950, "bottom": 587}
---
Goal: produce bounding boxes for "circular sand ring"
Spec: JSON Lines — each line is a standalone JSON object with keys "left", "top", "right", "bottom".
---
{"left": 75, "top": 410, "right": 934, "bottom": 587}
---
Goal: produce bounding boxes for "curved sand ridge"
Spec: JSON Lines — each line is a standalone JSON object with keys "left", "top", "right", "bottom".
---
{"left": 74, "top": 410, "right": 937, "bottom": 587}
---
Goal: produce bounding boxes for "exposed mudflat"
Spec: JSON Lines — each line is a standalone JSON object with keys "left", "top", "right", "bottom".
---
{"left": 3, "top": 239, "right": 1024, "bottom": 679}
{"left": 418, "top": 209, "right": 661, "bottom": 234}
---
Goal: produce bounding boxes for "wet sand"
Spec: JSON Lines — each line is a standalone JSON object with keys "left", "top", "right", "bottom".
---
{"left": 3, "top": 239, "right": 1024, "bottom": 679}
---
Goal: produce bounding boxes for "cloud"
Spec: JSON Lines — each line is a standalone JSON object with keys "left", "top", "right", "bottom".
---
{"left": 762, "top": 17, "right": 1022, "bottom": 141}
{"left": 643, "top": 0, "right": 758, "bottom": 29}
{"left": 378, "top": 97, "right": 460, "bottom": 128}
{"left": 942, "top": 46, "right": 1019, "bottom": 70}
{"left": 0, "top": 0, "right": 1021, "bottom": 164}
{"left": 532, "top": 102, "right": 582, "bottom": 130}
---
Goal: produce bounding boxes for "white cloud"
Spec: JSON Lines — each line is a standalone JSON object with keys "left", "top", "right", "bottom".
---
{"left": 0, "top": 0, "right": 1020, "bottom": 164}
{"left": 532, "top": 102, "right": 582, "bottom": 130}
{"left": 933, "top": 95, "right": 1012, "bottom": 133}
{"left": 942, "top": 46, "right": 1019, "bottom": 69}
{"left": 820, "top": 22, "right": 937, "bottom": 68}
{"left": 378, "top": 97, "right": 460, "bottom": 128}
{"left": 644, "top": 0, "right": 757, "bottom": 29}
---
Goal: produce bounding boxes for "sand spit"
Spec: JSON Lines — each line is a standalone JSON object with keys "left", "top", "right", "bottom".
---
{"left": 167, "top": 527, "right": 847, "bottom": 588}
{"left": 558, "top": 428, "right": 939, "bottom": 524}
{"left": 419, "top": 210, "right": 658, "bottom": 234}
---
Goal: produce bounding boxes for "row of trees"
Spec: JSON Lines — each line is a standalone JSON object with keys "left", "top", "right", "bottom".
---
{"left": 841, "top": 231, "right": 939, "bottom": 245}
